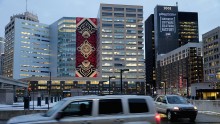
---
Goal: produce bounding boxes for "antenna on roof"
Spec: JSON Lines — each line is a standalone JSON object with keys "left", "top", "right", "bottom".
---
{"left": 176, "top": 2, "right": 178, "bottom": 7}
{"left": 26, "top": 0, "right": 28, "bottom": 12}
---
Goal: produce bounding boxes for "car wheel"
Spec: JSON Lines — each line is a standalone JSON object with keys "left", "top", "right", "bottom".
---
{"left": 167, "top": 111, "right": 175, "bottom": 121}
{"left": 190, "top": 117, "right": 196, "bottom": 122}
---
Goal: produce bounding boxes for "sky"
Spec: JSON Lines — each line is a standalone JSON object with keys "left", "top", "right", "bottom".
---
{"left": 0, "top": 0, "right": 220, "bottom": 40}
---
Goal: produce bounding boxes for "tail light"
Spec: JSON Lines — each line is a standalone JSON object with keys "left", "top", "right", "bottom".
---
{"left": 155, "top": 113, "right": 161, "bottom": 124}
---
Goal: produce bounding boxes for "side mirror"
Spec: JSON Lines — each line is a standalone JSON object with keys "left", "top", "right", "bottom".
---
{"left": 55, "top": 112, "right": 63, "bottom": 120}
{"left": 162, "top": 100, "right": 167, "bottom": 104}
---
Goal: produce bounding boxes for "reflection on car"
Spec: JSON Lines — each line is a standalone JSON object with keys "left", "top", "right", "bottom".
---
{"left": 154, "top": 94, "right": 197, "bottom": 122}
{"left": 7, "top": 95, "right": 161, "bottom": 124}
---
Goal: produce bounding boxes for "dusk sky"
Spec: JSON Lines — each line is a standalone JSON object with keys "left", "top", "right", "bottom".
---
{"left": 0, "top": 0, "right": 220, "bottom": 40}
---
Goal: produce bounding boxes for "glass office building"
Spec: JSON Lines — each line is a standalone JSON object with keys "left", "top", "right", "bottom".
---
{"left": 50, "top": 17, "right": 77, "bottom": 77}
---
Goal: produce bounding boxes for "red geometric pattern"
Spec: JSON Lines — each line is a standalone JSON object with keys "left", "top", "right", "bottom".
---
{"left": 75, "top": 18, "right": 97, "bottom": 77}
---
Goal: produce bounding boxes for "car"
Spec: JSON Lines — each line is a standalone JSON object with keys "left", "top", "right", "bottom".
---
{"left": 154, "top": 94, "right": 197, "bottom": 122}
{"left": 7, "top": 95, "right": 160, "bottom": 124}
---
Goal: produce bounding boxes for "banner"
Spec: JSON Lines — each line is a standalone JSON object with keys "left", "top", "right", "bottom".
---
{"left": 75, "top": 18, "right": 97, "bottom": 77}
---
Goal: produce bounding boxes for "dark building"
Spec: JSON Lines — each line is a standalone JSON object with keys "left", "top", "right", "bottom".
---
{"left": 144, "top": 14, "right": 155, "bottom": 94}
{"left": 178, "top": 12, "right": 199, "bottom": 46}
{"left": 145, "top": 5, "right": 199, "bottom": 93}
{"left": 154, "top": 5, "right": 179, "bottom": 55}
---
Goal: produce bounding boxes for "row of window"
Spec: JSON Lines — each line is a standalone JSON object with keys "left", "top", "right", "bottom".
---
{"left": 102, "top": 29, "right": 139, "bottom": 33}
{"left": 102, "top": 51, "right": 143, "bottom": 55}
{"left": 102, "top": 12, "right": 143, "bottom": 18}
{"left": 102, "top": 18, "right": 142, "bottom": 23}
{"left": 102, "top": 35, "right": 138, "bottom": 39}
{"left": 204, "top": 35, "right": 219, "bottom": 43}
{"left": 102, "top": 63, "right": 144, "bottom": 66}
{"left": 102, "top": 24, "right": 142, "bottom": 28}
{"left": 102, "top": 7, "right": 143, "bottom": 12}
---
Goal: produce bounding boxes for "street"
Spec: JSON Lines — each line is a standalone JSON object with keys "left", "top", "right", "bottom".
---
{"left": 161, "top": 113, "right": 220, "bottom": 124}
{"left": 1, "top": 113, "right": 220, "bottom": 124}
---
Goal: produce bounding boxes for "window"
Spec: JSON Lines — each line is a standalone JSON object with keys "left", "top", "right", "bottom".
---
{"left": 114, "top": 24, "right": 124, "bottom": 28}
{"left": 99, "top": 99, "right": 123, "bottom": 115}
{"left": 126, "top": 14, "right": 136, "bottom": 17}
{"left": 128, "top": 99, "right": 149, "bottom": 113}
{"left": 126, "top": 8, "right": 136, "bottom": 12}
{"left": 138, "top": 9, "right": 143, "bottom": 12}
{"left": 114, "top": 8, "right": 124, "bottom": 11}
{"left": 102, "top": 24, "right": 112, "bottom": 27}
{"left": 102, "top": 12, "right": 112, "bottom": 16}
{"left": 102, "top": 7, "right": 112, "bottom": 11}
{"left": 114, "top": 13, "right": 124, "bottom": 17}
{"left": 62, "top": 100, "right": 93, "bottom": 117}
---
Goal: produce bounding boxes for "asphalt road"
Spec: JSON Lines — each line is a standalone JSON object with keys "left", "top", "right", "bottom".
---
{"left": 1, "top": 113, "right": 220, "bottom": 124}
{"left": 161, "top": 113, "right": 220, "bottom": 124}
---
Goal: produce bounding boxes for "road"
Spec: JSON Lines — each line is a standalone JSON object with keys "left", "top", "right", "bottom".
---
{"left": 1, "top": 113, "right": 220, "bottom": 124}
{"left": 161, "top": 113, "right": 220, "bottom": 124}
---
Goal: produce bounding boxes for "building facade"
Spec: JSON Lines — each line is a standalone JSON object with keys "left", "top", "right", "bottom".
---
{"left": 144, "top": 14, "right": 156, "bottom": 94}
{"left": 154, "top": 5, "right": 179, "bottom": 55}
{"left": 156, "top": 43, "right": 203, "bottom": 95}
{"left": 3, "top": 12, "right": 50, "bottom": 79}
{"left": 178, "top": 12, "right": 199, "bottom": 46}
{"left": 0, "top": 37, "right": 5, "bottom": 54}
{"left": 50, "top": 17, "right": 77, "bottom": 77}
{"left": 203, "top": 27, "right": 220, "bottom": 84}
{"left": 145, "top": 5, "right": 199, "bottom": 93}
{"left": 98, "top": 4, "right": 145, "bottom": 94}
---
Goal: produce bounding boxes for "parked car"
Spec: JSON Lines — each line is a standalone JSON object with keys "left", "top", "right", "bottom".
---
{"left": 7, "top": 95, "right": 160, "bottom": 124}
{"left": 154, "top": 94, "right": 197, "bottom": 122}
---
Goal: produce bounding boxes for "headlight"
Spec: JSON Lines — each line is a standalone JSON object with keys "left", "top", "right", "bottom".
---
{"left": 173, "top": 107, "right": 179, "bottom": 110}
{"left": 194, "top": 106, "right": 197, "bottom": 110}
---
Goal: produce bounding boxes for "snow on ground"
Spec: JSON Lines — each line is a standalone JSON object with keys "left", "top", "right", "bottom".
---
{"left": 0, "top": 100, "right": 59, "bottom": 111}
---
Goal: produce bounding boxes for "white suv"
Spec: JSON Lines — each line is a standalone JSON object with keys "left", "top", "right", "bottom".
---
{"left": 155, "top": 95, "right": 197, "bottom": 122}
{"left": 7, "top": 95, "right": 160, "bottom": 124}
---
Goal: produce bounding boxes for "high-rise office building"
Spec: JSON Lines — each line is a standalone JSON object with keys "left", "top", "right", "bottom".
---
{"left": 178, "top": 12, "right": 199, "bottom": 46}
{"left": 98, "top": 3, "right": 145, "bottom": 93}
{"left": 144, "top": 14, "right": 156, "bottom": 93}
{"left": 154, "top": 5, "right": 179, "bottom": 55}
{"left": 0, "top": 37, "right": 5, "bottom": 75}
{"left": 0, "top": 37, "right": 5, "bottom": 54}
{"left": 145, "top": 5, "right": 199, "bottom": 92}
{"left": 50, "top": 17, "right": 77, "bottom": 77}
{"left": 3, "top": 12, "right": 50, "bottom": 79}
{"left": 203, "top": 27, "right": 220, "bottom": 83}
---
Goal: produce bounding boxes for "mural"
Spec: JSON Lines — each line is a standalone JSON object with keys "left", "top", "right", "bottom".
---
{"left": 75, "top": 18, "right": 97, "bottom": 77}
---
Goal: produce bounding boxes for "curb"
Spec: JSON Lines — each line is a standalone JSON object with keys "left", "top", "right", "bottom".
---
{"left": 199, "top": 111, "right": 220, "bottom": 116}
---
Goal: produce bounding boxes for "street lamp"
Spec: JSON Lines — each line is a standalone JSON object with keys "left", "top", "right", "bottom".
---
{"left": 120, "top": 69, "right": 129, "bottom": 94}
{"left": 109, "top": 76, "right": 116, "bottom": 94}
{"left": 161, "top": 82, "right": 166, "bottom": 95}
{"left": 47, "top": 72, "right": 51, "bottom": 110}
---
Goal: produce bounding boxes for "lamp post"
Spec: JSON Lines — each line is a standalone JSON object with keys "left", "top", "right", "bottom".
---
{"left": 47, "top": 72, "right": 51, "bottom": 110}
{"left": 120, "top": 69, "right": 129, "bottom": 94}
{"left": 109, "top": 76, "right": 116, "bottom": 94}
{"left": 183, "top": 77, "right": 189, "bottom": 97}
{"left": 161, "top": 82, "right": 166, "bottom": 95}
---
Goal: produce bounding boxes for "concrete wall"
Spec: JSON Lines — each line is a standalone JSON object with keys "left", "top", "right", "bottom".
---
{"left": 0, "top": 110, "right": 46, "bottom": 120}
{"left": 0, "top": 89, "right": 13, "bottom": 105}
{"left": 192, "top": 100, "right": 220, "bottom": 113}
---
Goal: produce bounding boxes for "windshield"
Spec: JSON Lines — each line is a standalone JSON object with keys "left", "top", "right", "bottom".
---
{"left": 167, "top": 96, "right": 188, "bottom": 104}
{"left": 44, "top": 100, "right": 67, "bottom": 117}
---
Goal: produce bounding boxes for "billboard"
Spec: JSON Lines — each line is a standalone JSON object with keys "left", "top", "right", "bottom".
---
{"left": 154, "top": 6, "right": 179, "bottom": 54}
{"left": 75, "top": 18, "right": 97, "bottom": 77}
